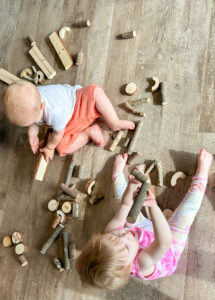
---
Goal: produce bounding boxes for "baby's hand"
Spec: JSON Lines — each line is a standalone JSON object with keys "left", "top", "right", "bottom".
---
{"left": 40, "top": 147, "right": 54, "bottom": 162}
{"left": 143, "top": 190, "right": 157, "bottom": 207}
{"left": 127, "top": 175, "right": 142, "bottom": 197}
{"left": 29, "top": 135, "right": 40, "bottom": 154}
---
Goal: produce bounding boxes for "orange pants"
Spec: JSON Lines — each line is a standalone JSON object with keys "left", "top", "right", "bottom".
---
{"left": 56, "top": 84, "right": 101, "bottom": 156}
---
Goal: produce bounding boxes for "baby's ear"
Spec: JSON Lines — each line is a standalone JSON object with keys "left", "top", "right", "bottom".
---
{"left": 40, "top": 102, "right": 45, "bottom": 110}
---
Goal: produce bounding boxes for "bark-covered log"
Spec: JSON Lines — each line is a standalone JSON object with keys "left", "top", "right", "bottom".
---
{"left": 40, "top": 224, "right": 64, "bottom": 255}
{"left": 63, "top": 231, "right": 70, "bottom": 270}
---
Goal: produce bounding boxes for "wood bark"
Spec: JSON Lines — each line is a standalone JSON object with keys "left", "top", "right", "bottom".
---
{"left": 18, "top": 255, "right": 28, "bottom": 267}
{"left": 65, "top": 158, "right": 75, "bottom": 186}
{"left": 109, "top": 130, "right": 124, "bottom": 151}
{"left": 60, "top": 183, "right": 79, "bottom": 199}
{"left": 127, "top": 119, "right": 144, "bottom": 155}
{"left": 2, "top": 236, "right": 12, "bottom": 247}
{"left": 53, "top": 257, "right": 64, "bottom": 272}
{"left": 40, "top": 224, "right": 64, "bottom": 255}
{"left": 63, "top": 231, "right": 70, "bottom": 270}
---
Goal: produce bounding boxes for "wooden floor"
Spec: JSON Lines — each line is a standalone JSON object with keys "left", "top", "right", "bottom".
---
{"left": 0, "top": 0, "right": 215, "bottom": 299}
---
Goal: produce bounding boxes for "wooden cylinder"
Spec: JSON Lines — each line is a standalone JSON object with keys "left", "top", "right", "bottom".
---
{"left": 160, "top": 82, "right": 168, "bottom": 105}
{"left": 120, "top": 30, "right": 136, "bottom": 39}
{"left": 27, "top": 35, "right": 36, "bottom": 46}
{"left": 15, "top": 243, "right": 28, "bottom": 255}
{"left": 69, "top": 242, "right": 77, "bottom": 260}
{"left": 65, "top": 159, "right": 75, "bottom": 186}
{"left": 12, "top": 232, "right": 24, "bottom": 245}
{"left": 76, "top": 20, "right": 91, "bottom": 27}
{"left": 61, "top": 201, "right": 72, "bottom": 214}
{"left": 40, "top": 224, "right": 64, "bottom": 255}
{"left": 127, "top": 181, "right": 150, "bottom": 223}
{"left": 127, "top": 119, "right": 144, "bottom": 155}
{"left": 72, "top": 203, "right": 79, "bottom": 218}
{"left": 2, "top": 235, "right": 12, "bottom": 247}
{"left": 76, "top": 51, "right": 84, "bottom": 65}
{"left": 52, "top": 215, "right": 61, "bottom": 229}
{"left": 63, "top": 231, "right": 70, "bottom": 270}
{"left": 85, "top": 179, "right": 96, "bottom": 195}
{"left": 132, "top": 169, "right": 149, "bottom": 183}
{"left": 56, "top": 210, "right": 66, "bottom": 224}
{"left": 109, "top": 130, "right": 124, "bottom": 151}
{"left": 155, "top": 160, "right": 163, "bottom": 186}
{"left": 18, "top": 254, "right": 28, "bottom": 267}
{"left": 123, "top": 137, "right": 130, "bottom": 148}
{"left": 78, "top": 165, "right": 85, "bottom": 179}
{"left": 57, "top": 194, "right": 77, "bottom": 202}
{"left": 145, "top": 160, "right": 156, "bottom": 175}
{"left": 125, "top": 82, "right": 138, "bottom": 95}
{"left": 48, "top": 199, "right": 59, "bottom": 212}
{"left": 53, "top": 257, "right": 64, "bottom": 272}
{"left": 60, "top": 183, "right": 79, "bottom": 199}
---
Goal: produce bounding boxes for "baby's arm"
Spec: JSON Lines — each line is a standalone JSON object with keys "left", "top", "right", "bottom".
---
{"left": 138, "top": 191, "right": 172, "bottom": 272}
{"left": 40, "top": 128, "right": 65, "bottom": 162}
{"left": 28, "top": 124, "right": 40, "bottom": 154}
{"left": 105, "top": 178, "right": 141, "bottom": 233}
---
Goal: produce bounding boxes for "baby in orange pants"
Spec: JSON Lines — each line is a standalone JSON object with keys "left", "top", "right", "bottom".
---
{"left": 3, "top": 81, "right": 135, "bottom": 161}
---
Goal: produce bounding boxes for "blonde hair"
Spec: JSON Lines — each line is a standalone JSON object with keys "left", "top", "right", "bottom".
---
{"left": 3, "top": 80, "right": 41, "bottom": 126}
{"left": 76, "top": 233, "right": 132, "bottom": 290}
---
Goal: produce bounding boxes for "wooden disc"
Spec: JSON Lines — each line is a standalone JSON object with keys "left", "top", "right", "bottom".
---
{"left": 15, "top": 243, "right": 28, "bottom": 255}
{"left": 48, "top": 199, "right": 59, "bottom": 211}
{"left": 12, "top": 232, "right": 24, "bottom": 244}
{"left": 2, "top": 235, "right": 12, "bottom": 247}
{"left": 61, "top": 201, "right": 72, "bottom": 214}
{"left": 18, "top": 254, "right": 28, "bottom": 267}
{"left": 163, "top": 209, "right": 173, "bottom": 220}
{"left": 125, "top": 82, "right": 138, "bottom": 95}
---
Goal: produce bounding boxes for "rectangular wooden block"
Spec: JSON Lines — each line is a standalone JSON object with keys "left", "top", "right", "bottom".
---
{"left": 49, "top": 31, "right": 73, "bottom": 70}
{"left": 29, "top": 45, "right": 56, "bottom": 79}
{"left": 0, "top": 68, "right": 20, "bottom": 84}
{"left": 33, "top": 153, "right": 48, "bottom": 181}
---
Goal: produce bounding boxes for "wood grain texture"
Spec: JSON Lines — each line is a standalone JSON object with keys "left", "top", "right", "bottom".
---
{"left": 0, "top": 0, "right": 215, "bottom": 300}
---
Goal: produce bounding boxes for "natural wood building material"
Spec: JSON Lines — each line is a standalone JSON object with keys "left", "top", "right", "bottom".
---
{"left": 63, "top": 231, "right": 70, "bottom": 270}
{"left": 127, "top": 152, "right": 140, "bottom": 165}
{"left": 132, "top": 169, "right": 150, "bottom": 184}
{"left": 125, "top": 101, "right": 145, "bottom": 117}
{"left": 163, "top": 209, "right": 174, "bottom": 220}
{"left": 155, "top": 160, "right": 163, "bottom": 186}
{"left": 120, "top": 30, "right": 136, "bottom": 39}
{"left": 15, "top": 243, "right": 28, "bottom": 255}
{"left": 69, "top": 242, "right": 77, "bottom": 260}
{"left": 18, "top": 255, "right": 28, "bottom": 267}
{"left": 37, "top": 71, "right": 45, "bottom": 83}
{"left": 40, "top": 224, "right": 64, "bottom": 255}
{"left": 27, "top": 36, "right": 56, "bottom": 79}
{"left": 57, "top": 194, "right": 77, "bottom": 202}
{"left": 65, "top": 159, "right": 75, "bottom": 186}
{"left": 61, "top": 201, "right": 72, "bottom": 214}
{"left": 123, "top": 137, "right": 131, "bottom": 148}
{"left": 2, "top": 236, "right": 12, "bottom": 247}
{"left": 60, "top": 183, "right": 80, "bottom": 199}
{"left": 109, "top": 130, "right": 124, "bottom": 151}
{"left": 76, "top": 51, "right": 84, "bottom": 65}
{"left": 52, "top": 215, "right": 61, "bottom": 229}
{"left": 49, "top": 31, "right": 74, "bottom": 70}
{"left": 53, "top": 257, "right": 64, "bottom": 272}
{"left": 125, "top": 82, "right": 138, "bottom": 95}
{"left": 12, "top": 232, "right": 24, "bottom": 244}
{"left": 72, "top": 203, "right": 79, "bottom": 217}
{"left": 151, "top": 76, "right": 161, "bottom": 93}
{"left": 160, "top": 82, "right": 168, "bottom": 105}
{"left": 0, "top": 68, "right": 20, "bottom": 84}
{"left": 33, "top": 153, "right": 48, "bottom": 181}
{"left": 85, "top": 179, "right": 96, "bottom": 195}
{"left": 75, "top": 20, "right": 91, "bottom": 27}
{"left": 171, "top": 171, "right": 187, "bottom": 187}
{"left": 78, "top": 165, "right": 85, "bottom": 179}
{"left": 59, "top": 26, "right": 71, "bottom": 39}
{"left": 145, "top": 160, "right": 156, "bottom": 175}
{"left": 130, "top": 98, "right": 150, "bottom": 105}
{"left": 88, "top": 193, "right": 104, "bottom": 205}
{"left": 127, "top": 119, "right": 144, "bottom": 155}
{"left": 20, "top": 67, "right": 33, "bottom": 78}
{"left": 56, "top": 210, "right": 66, "bottom": 224}
{"left": 48, "top": 199, "right": 59, "bottom": 212}
{"left": 127, "top": 181, "right": 150, "bottom": 223}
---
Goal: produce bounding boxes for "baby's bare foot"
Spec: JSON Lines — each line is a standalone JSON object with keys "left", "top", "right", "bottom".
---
{"left": 196, "top": 148, "right": 213, "bottom": 178}
{"left": 110, "top": 120, "right": 135, "bottom": 131}
{"left": 113, "top": 153, "right": 128, "bottom": 175}
{"left": 87, "top": 124, "right": 104, "bottom": 146}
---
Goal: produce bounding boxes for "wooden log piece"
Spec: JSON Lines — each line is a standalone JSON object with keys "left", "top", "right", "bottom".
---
{"left": 151, "top": 76, "right": 160, "bottom": 93}
{"left": 52, "top": 215, "right": 61, "bottom": 229}
{"left": 132, "top": 169, "right": 149, "bottom": 184}
{"left": 37, "top": 71, "right": 45, "bottom": 83}
{"left": 0, "top": 68, "right": 20, "bottom": 84}
{"left": 65, "top": 159, "right": 75, "bottom": 186}
{"left": 2, "top": 235, "right": 12, "bottom": 247}
{"left": 75, "top": 20, "right": 91, "bottom": 27}
{"left": 69, "top": 242, "right": 77, "bottom": 260}
{"left": 60, "top": 183, "right": 80, "bottom": 199}
{"left": 63, "top": 231, "right": 70, "bottom": 270}
{"left": 88, "top": 193, "right": 104, "bottom": 205}
{"left": 78, "top": 165, "right": 85, "bottom": 179}
{"left": 48, "top": 199, "right": 59, "bottom": 212}
{"left": 145, "top": 160, "right": 156, "bottom": 175}
{"left": 72, "top": 203, "right": 79, "bottom": 217}
{"left": 53, "top": 257, "right": 64, "bottom": 272}
{"left": 76, "top": 51, "right": 84, "bottom": 65}
{"left": 57, "top": 194, "right": 77, "bottom": 202}
{"left": 49, "top": 31, "right": 74, "bottom": 70}
{"left": 56, "top": 210, "right": 66, "bottom": 224}
{"left": 20, "top": 67, "right": 33, "bottom": 79}
{"left": 160, "top": 82, "right": 168, "bottom": 105}
{"left": 33, "top": 153, "right": 48, "bottom": 181}
{"left": 40, "top": 224, "right": 64, "bottom": 255}
{"left": 130, "top": 98, "right": 150, "bottom": 106}
{"left": 170, "top": 171, "right": 186, "bottom": 187}
{"left": 109, "top": 130, "right": 124, "bottom": 151}
{"left": 28, "top": 37, "right": 56, "bottom": 79}
{"left": 125, "top": 82, "right": 138, "bottom": 95}
{"left": 18, "top": 254, "right": 28, "bottom": 267}
{"left": 59, "top": 26, "right": 71, "bottom": 39}
{"left": 155, "top": 160, "right": 163, "bottom": 187}
{"left": 120, "top": 30, "right": 136, "bottom": 39}
{"left": 12, "top": 232, "right": 24, "bottom": 244}
{"left": 15, "top": 243, "right": 28, "bottom": 255}
{"left": 125, "top": 101, "right": 145, "bottom": 117}
{"left": 163, "top": 209, "right": 173, "bottom": 220}
{"left": 123, "top": 137, "right": 131, "bottom": 148}
{"left": 127, "top": 181, "right": 150, "bottom": 223}
{"left": 61, "top": 201, "right": 72, "bottom": 214}
{"left": 85, "top": 179, "right": 96, "bottom": 195}
{"left": 127, "top": 119, "right": 144, "bottom": 155}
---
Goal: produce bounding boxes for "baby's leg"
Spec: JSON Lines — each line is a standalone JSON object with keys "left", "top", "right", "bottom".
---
{"left": 64, "top": 124, "right": 104, "bottom": 154}
{"left": 168, "top": 149, "right": 212, "bottom": 255}
{"left": 112, "top": 154, "right": 128, "bottom": 200}
{"left": 93, "top": 86, "right": 135, "bottom": 131}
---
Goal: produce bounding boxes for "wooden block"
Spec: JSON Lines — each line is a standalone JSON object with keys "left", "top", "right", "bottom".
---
{"left": 29, "top": 45, "right": 56, "bottom": 79}
{"left": 33, "top": 153, "right": 48, "bottom": 181}
{"left": 49, "top": 31, "right": 73, "bottom": 70}
{"left": 0, "top": 68, "right": 20, "bottom": 84}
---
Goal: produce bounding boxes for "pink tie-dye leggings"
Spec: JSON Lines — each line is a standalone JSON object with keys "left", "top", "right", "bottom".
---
{"left": 112, "top": 172, "right": 208, "bottom": 255}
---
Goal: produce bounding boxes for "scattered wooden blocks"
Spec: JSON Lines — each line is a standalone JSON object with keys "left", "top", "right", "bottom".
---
{"left": 0, "top": 68, "right": 20, "bottom": 84}
{"left": 125, "top": 82, "right": 138, "bottom": 95}
{"left": 33, "top": 153, "right": 48, "bottom": 181}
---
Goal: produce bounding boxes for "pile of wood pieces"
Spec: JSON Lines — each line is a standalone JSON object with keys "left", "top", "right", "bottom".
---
{"left": 2, "top": 231, "right": 28, "bottom": 267}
